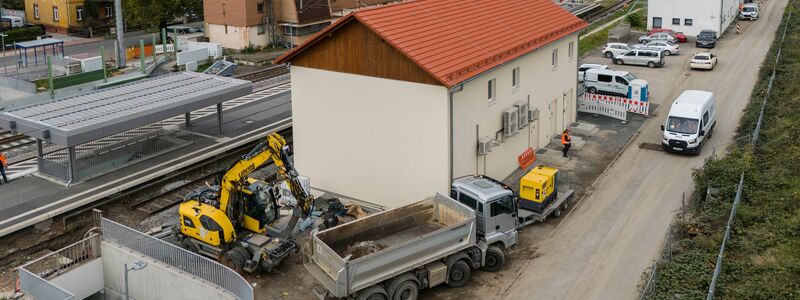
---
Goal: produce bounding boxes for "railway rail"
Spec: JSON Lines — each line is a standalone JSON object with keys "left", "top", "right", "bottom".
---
{"left": 0, "top": 131, "right": 35, "bottom": 152}
{"left": 582, "top": 0, "right": 637, "bottom": 24}
{"left": 234, "top": 65, "right": 290, "bottom": 82}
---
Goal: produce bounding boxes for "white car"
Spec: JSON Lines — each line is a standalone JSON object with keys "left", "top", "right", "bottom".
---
{"left": 690, "top": 52, "right": 718, "bottom": 70}
{"left": 578, "top": 64, "right": 608, "bottom": 82}
{"left": 638, "top": 32, "right": 678, "bottom": 44}
{"left": 602, "top": 43, "right": 633, "bottom": 58}
{"left": 633, "top": 41, "right": 680, "bottom": 56}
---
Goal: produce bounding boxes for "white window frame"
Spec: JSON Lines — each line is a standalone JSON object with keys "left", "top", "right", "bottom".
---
{"left": 568, "top": 41, "right": 574, "bottom": 61}
{"left": 512, "top": 67, "right": 520, "bottom": 90}
{"left": 34, "top": 4, "right": 40, "bottom": 19}
{"left": 76, "top": 6, "right": 84, "bottom": 21}
{"left": 552, "top": 48, "right": 558, "bottom": 69}
{"left": 106, "top": 5, "right": 113, "bottom": 17}
{"left": 53, "top": 6, "right": 59, "bottom": 22}
{"left": 488, "top": 78, "right": 496, "bottom": 104}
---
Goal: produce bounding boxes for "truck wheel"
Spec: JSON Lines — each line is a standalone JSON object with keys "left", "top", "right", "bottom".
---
{"left": 446, "top": 261, "right": 472, "bottom": 288}
{"left": 357, "top": 286, "right": 388, "bottom": 300}
{"left": 221, "top": 247, "right": 247, "bottom": 273}
{"left": 562, "top": 200, "right": 569, "bottom": 210}
{"left": 390, "top": 280, "right": 419, "bottom": 300}
{"left": 482, "top": 246, "right": 505, "bottom": 272}
{"left": 387, "top": 274, "right": 418, "bottom": 300}
{"left": 554, "top": 207, "right": 562, "bottom": 218}
{"left": 587, "top": 87, "right": 597, "bottom": 94}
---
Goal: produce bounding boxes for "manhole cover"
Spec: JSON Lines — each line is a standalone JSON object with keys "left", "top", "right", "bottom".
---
{"left": 639, "top": 143, "right": 663, "bottom": 151}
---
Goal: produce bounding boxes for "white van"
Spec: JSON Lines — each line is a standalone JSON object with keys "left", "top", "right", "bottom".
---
{"left": 583, "top": 68, "right": 646, "bottom": 97}
{"left": 661, "top": 90, "right": 716, "bottom": 154}
{"left": 740, "top": 4, "right": 759, "bottom": 20}
{"left": 1, "top": 16, "right": 24, "bottom": 29}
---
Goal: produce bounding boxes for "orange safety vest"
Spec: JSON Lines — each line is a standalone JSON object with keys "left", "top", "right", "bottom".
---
{"left": 561, "top": 133, "right": 571, "bottom": 145}
{"left": 0, "top": 154, "right": 6, "bottom": 167}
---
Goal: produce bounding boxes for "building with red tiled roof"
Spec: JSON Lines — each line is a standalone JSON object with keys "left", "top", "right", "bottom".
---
{"left": 276, "top": 0, "right": 588, "bottom": 207}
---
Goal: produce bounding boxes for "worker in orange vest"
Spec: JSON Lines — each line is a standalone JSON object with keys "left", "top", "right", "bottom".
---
{"left": 561, "top": 129, "right": 572, "bottom": 158}
{"left": 0, "top": 152, "right": 8, "bottom": 184}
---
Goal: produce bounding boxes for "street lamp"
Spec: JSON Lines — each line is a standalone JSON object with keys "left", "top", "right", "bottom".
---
{"left": 124, "top": 261, "right": 147, "bottom": 300}
{"left": 1, "top": 33, "right": 7, "bottom": 74}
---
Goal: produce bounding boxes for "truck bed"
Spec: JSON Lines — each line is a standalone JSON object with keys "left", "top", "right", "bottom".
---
{"left": 305, "top": 194, "right": 476, "bottom": 297}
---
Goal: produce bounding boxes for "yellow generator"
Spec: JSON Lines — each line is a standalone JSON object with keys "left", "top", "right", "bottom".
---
{"left": 519, "top": 166, "right": 559, "bottom": 213}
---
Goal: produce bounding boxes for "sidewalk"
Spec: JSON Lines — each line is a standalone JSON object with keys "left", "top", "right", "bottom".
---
{"left": 48, "top": 33, "right": 105, "bottom": 47}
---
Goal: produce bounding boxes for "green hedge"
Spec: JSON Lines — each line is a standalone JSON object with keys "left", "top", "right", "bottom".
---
{"left": 3, "top": 27, "right": 44, "bottom": 44}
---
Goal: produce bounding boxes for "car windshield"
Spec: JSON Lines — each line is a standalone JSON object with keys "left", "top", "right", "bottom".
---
{"left": 694, "top": 55, "right": 710, "bottom": 60}
{"left": 699, "top": 32, "right": 714, "bottom": 38}
{"left": 667, "top": 116, "right": 700, "bottom": 134}
{"left": 743, "top": 7, "right": 756, "bottom": 12}
{"left": 622, "top": 73, "right": 637, "bottom": 82}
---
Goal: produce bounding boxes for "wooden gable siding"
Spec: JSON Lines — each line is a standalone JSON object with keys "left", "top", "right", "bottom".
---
{"left": 289, "top": 21, "right": 443, "bottom": 86}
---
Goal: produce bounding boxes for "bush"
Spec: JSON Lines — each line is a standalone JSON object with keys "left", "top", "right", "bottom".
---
{"left": 3, "top": 26, "right": 44, "bottom": 44}
{"left": 626, "top": 12, "right": 646, "bottom": 30}
{"left": 240, "top": 43, "right": 259, "bottom": 54}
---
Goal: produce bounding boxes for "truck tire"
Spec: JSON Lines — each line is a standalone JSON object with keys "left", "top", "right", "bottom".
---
{"left": 387, "top": 274, "right": 418, "bottom": 300}
{"left": 221, "top": 247, "right": 247, "bottom": 273}
{"left": 357, "top": 286, "right": 388, "bottom": 300}
{"left": 390, "top": 280, "right": 419, "bottom": 300}
{"left": 587, "top": 87, "right": 597, "bottom": 94}
{"left": 446, "top": 261, "right": 472, "bottom": 288}
{"left": 554, "top": 207, "right": 562, "bottom": 218}
{"left": 481, "top": 245, "right": 505, "bottom": 272}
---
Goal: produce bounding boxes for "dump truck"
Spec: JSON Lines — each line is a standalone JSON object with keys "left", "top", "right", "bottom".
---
{"left": 304, "top": 166, "right": 574, "bottom": 300}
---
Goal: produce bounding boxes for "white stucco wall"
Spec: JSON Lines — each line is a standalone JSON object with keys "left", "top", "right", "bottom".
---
{"left": 648, "top": 0, "right": 738, "bottom": 36}
{"left": 452, "top": 34, "right": 579, "bottom": 180}
{"left": 291, "top": 67, "right": 450, "bottom": 208}
{"left": 49, "top": 259, "right": 104, "bottom": 299}
{"left": 206, "top": 23, "right": 270, "bottom": 50}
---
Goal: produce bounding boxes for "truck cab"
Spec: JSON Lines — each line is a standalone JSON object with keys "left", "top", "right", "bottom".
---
{"left": 451, "top": 176, "right": 519, "bottom": 251}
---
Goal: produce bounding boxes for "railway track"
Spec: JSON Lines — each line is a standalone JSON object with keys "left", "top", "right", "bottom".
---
{"left": 0, "top": 131, "right": 35, "bottom": 152}
{"left": 235, "top": 65, "right": 290, "bottom": 82}
{"left": 583, "top": 0, "right": 637, "bottom": 24}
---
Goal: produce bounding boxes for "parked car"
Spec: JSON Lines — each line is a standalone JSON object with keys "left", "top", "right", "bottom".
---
{"left": 583, "top": 68, "right": 641, "bottom": 96}
{"left": 690, "top": 52, "right": 718, "bottom": 70}
{"left": 602, "top": 43, "right": 633, "bottom": 58}
{"left": 578, "top": 64, "right": 608, "bottom": 82}
{"left": 633, "top": 41, "right": 680, "bottom": 55}
{"left": 661, "top": 90, "right": 717, "bottom": 154}
{"left": 696, "top": 30, "right": 718, "bottom": 48}
{"left": 613, "top": 48, "right": 665, "bottom": 68}
{"left": 741, "top": 4, "right": 759, "bottom": 20}
{"left": 639, "top": 32, "right": 677, "bottom": 44}
{"left": 647, "top": 28, "right": 688, "bottom": 43}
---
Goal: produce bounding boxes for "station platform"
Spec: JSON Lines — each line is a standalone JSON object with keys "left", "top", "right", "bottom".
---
{"left": 0, "top": 89, "right": 292, "bottom": 237}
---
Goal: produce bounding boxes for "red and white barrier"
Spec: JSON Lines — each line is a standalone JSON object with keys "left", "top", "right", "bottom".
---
{"left": 579, "top": 93, "right": 650, "bottom": 117}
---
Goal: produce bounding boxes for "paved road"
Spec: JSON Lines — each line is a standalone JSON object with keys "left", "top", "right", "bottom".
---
{"left": 500, "top": 0, "right": 788, "bottom": 299}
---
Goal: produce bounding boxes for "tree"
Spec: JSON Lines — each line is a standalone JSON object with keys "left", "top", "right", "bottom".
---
{"left": 0, "top": 0, "right": 26, "bottom": 11}
{"left": 122, "top": 0, "right": 202, "bottom": 29}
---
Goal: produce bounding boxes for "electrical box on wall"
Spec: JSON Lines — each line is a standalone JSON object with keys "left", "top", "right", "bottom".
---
{"left": 529, "top": 108, "right": 540, "bottom": 122}
{"left": 516, "top": 101, "right": 529, "bottom": 129}
{"left": 503, "top": 108, "right": 519, "bottom": 137}
{"left": 478, "top": 137, "right": 493, "bottom": 155}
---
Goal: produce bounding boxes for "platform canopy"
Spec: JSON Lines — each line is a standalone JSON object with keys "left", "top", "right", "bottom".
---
{"left": 0, "top": 72, "right": 252, "bottom": 147}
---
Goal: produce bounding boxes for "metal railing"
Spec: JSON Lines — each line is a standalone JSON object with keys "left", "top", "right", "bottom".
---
{"left": 100, "top": 218, "right": 254, "bottom": 300}
{"left": 19, "top": 234, "right": 102, "bottom": 280}
{"left": 17, "top": 268, "right": 74, "bottom": 300}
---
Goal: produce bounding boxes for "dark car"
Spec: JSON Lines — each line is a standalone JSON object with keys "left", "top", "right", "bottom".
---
{"left": 696, "top": 30, "right": 717, "bottom": 48}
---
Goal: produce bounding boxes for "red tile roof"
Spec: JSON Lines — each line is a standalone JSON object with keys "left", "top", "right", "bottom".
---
{"left": 276, "top": 0, "right": 588, "bottom": 87}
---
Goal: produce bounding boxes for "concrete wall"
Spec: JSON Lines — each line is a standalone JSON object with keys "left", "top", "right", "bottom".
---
{"left": 452, "top": 34, "right": 579, "bottom": 180}
{"left": 648, "top": 0, "right": 736, "bottom": 36}
{"left": 206, "top": 23, "right": 270, "bottom": 50}
{"left": 291, "top": 66, "right": 450, "bottom": 208}
{"left": 100, "top": 241, "right": 236, "bottom": 300}
{"left": 50, "top": 259, "right": 104, "bottom": 299}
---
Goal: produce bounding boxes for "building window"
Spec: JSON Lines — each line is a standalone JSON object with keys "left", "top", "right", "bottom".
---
{"left": 282, "top": 22, "right": 331, "bottom": 36}
{"left": 488, "top": 79, "right": 496, "bottom": 103}
{"left": 257, "top": 3, "right": 265, "bottom": 13}
{"left": 672, "top": 18, "right": 680, "bottom": 25}
{"left": 33, "top": 4, "right": 40, "bottom": 19}
{"left": 552, "top": 48, "right": 558, "bottom": 68}
{"left": 53, "top": 6, "right": 59, "bottom": 21}
{"left": 685, "top": 19, "right": 693, "bottom": 26}
{"left": 257, "top": 25, "right": 265, "bottom": 35}
{"left": 512, "top": 67, "right": 520, "bottom": 89}
{"left": 653, "top": 17, "right": 662, "bottom": 28}
{"left": 568, "top": 41, "right": 574, "bottom": 60}
{"left": 106, "top": 5, "right": 113, "bottom": 17}
{"left": 76, "top": 6, "right": 84, "bottom": 21}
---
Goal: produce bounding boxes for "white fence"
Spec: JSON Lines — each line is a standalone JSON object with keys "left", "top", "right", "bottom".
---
{"left": 155, "top": 44, "right": 175, "bottom": 54}
{"left": 177, "top": 47, "right": 209, "bottom": 65}
{"left": 187, "top": 41, "right": 223, "bottom": 58}
{"left": 577, "top": 93, "right": 650, "bottom": 121}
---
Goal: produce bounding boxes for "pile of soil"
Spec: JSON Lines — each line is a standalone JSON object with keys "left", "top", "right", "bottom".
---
{"left": 343, "top": 241, "right": 386, "bottom": 259}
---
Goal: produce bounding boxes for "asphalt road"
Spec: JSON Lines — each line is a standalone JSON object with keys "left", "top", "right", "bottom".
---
{"left": 498, "top": 0, "right": 788, "bottom": 299}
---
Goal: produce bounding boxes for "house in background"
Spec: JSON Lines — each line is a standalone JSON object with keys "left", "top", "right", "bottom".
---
{"left": 24, "top": 0, "right": 114, "bottom": 35}
{"left": 276, "top": 0, "right": 587, "bottom": 207}
{"left": 328, "top": 0, "right": 400, "bottom": 16}
{"left": 647, "top": 0, "right": 739, "bottom": 36}
{"left": 203, "top": 0, "right": 334, "bottom": 50}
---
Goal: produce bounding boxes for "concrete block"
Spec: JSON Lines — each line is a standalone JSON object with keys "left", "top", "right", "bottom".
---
{"left": 569, "top": 122, "right": 600, "bottom": 136}
{"left": 535, "top": 148, "right": 569, "bottom": 166}
{"left": 550, "top": 135, "right": 586, "bottom": 150}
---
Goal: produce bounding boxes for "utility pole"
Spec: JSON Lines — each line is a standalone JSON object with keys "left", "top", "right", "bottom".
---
{"left": 114, "top": 0, "right": 125, "bottom": 68}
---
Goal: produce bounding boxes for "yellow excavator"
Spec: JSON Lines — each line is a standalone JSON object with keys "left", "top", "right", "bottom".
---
{"left": 174, "top": 132, "right": 314, "bottom": 273}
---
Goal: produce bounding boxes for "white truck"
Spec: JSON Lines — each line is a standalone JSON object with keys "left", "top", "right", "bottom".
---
{"left": 305, "top": 175, "right": 573, "bottom": 300}
{"left": 660, "top": 90, "right": 717, "bottom": 154}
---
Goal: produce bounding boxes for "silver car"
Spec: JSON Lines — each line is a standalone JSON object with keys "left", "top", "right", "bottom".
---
{"left": 613, "top": 49, "right": 665, "bottom": 68}
{"left": 639, "top": 32, "right": 678, "bottom": 44}
{"left": 633, "top": 41, "right": 680, "bottom": 55}
{"left": 602, "top": 43, "right": 633, "bottom": 58}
